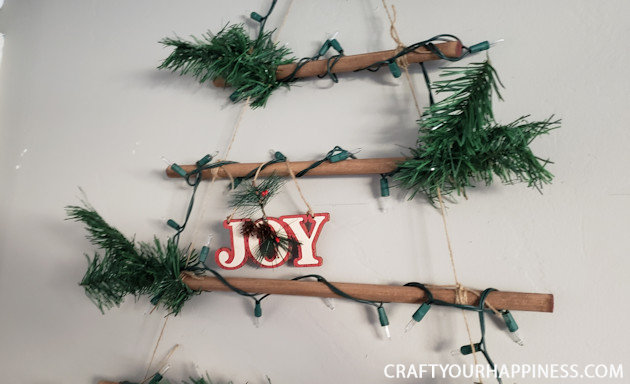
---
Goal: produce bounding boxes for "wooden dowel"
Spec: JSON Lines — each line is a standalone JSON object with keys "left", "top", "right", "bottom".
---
{"left": 213, "top": 41, "right": 462, "bottom": 87}
{"left": 182, "top": 276, "right": 554, "bottom": 313}
{"left": 166, "top": 157, "right": 405, "bottom": 179}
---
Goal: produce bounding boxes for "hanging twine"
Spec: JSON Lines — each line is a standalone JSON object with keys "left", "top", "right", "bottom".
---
{"left": 381, "top": 0, "right": 422, "bottom": 117}
{"left": 283, "top": 158, "right": 315, "bottom": 217}
{"left": 436, "top": 186, "right": 482, "bottom": 383}
{"left": 381, "top": 1, "right": 488, "bottom": 380}
{"left": 145, "top": 3, "right": 297, "bottom": 378}
{"left": 142, "top": 315, "right": 170, "bottom": 382}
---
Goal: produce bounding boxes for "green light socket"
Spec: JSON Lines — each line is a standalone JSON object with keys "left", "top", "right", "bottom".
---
{"left": 196, "top": 154, "right": 213, "bottom": 167}
{"left": 166, "top": 219, "right": 181, "bottom": 230}
{"left": 148, "top": 373, "right": 163, "bottom": 384}
{"left": 502, "top": 311, "right": 519, "bottom": 332}
{"left": 469, "top": 41, "right": 490, "bottom": 53}
{"left": 250, "top": 12, "right": 263, "bottom": 22}
{"left": 412, "top": 302, "right": 431, "bottom": 322}
{"left": 329, "top": 151, "right": 350, "bottom": 163}
{"left": 199, "top": 246, "right": 210, "bottom": 263}
{"left": 380, "top": 177, "right": 390, "bottom": 197}
{"left": 254, "top": 301, "right": 262, "bottom": 318}
{"left": 330, "top": 39, "right": 343, "bottom": 53}
{"left": 460, "top": 343, "right": 482, "bottom": 355}
{"left": 171, "top": 163, "right": 187, "bottom": 178}
{"left": 377, "top": 306, "right": 389, "bottom": 327}
{"left": 388, "top": 61, "right": 401, "bottom": 78}
{"left": 318, "top": 40, "right": 331, "bottom": 56}
{"left": 274, "top": 151, "right": 286, "bottom": 161}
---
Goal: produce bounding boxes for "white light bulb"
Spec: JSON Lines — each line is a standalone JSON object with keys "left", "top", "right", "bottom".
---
{"left": 323, "top": 297, "right": 335, "bottom": 310}
{"left": 491, "top": 38, "right": 505, "bottom": 47}
{"left": 383, "top": 325, "right": 391, "bottom": 340}
{"left": 508, "top": 330, "right": 524, "bottom": 346}
{"left": 450, "top": 348, "right": 462, "bottom": 356}
{"left": 378, "top": 196, "right": 391, "bottom": 213}
{"left": 404, "top": 319, "right": 416, "bottom": 333}
{"left": 254, "top": 316, "right": 261, "bottom": 328}
{"left": 161, "top": 156, "right": 173, "bottom": 165}
{"left": 159, "top": 364, "right": 170, "bottom": 375}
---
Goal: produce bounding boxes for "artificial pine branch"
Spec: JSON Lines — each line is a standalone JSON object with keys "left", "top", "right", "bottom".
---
{"left": 159, "top": 24, "right": 294, "bottom": 108}
{"left": 229, "top": 174, "right": 299, "bottom": 261}
{"left": 395, "top": 60, "right": 560, "bottom": 201}
{"left": 66, "top": 206, "right": 204, "bottom": 315}
{"left": 228, "top": 174, "right": 285, "bottom": 217}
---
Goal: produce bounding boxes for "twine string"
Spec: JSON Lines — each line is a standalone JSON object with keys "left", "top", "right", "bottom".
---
{"left": 284, "top": 158, "right": 315, "bottom": 217}
{"left": 144, "top": 0, "right": 297, "bottom": 376}
{"left": 142, "top": 315, "right": 170, "bottom": 382}
{"left": 381, "top": 0, "right": 422, "bottom": 117}
{"left": 382, "top": 1, "right": 484, "bottom": 379}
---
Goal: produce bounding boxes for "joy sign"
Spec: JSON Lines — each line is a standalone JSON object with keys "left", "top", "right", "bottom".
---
{"left": 215, "top": 213, "right": 330, "bottom": 269}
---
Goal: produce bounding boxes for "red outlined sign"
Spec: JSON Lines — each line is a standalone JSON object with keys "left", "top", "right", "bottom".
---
{"left": 214, "top": 213, "right": 330, "bottom": 269}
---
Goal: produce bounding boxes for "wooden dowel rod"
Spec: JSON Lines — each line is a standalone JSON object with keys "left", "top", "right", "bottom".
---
{"left": 182, "top": 276, "right": 554, "bottom": 313}
{"left": 213, "top": 41, "right": 462, "bottom": 87}
{"left": 166, "top": 157, "right": 405, "bottom": 179}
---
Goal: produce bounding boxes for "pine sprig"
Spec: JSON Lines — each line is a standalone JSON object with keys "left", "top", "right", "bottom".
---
{"left": 66, "top": 205, "right": 204, "bottom": 315}
{"left": 241, "top": 220, "right": 300, "bottom": 262}
{"left": 229, "top": 175, "right": 299, "bottom": 262}
{"left": 159, "top": 24, "right": 294, "bottom": 108}
{"left": 229, "top": 174, "right": 285, "bottom": 217}
{"left": 395, "top": 60, "right": 559, "bottom": 201}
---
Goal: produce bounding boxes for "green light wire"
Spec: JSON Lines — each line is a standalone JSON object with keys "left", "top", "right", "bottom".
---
{"left": 405, "top": 283, "right": 503, "bottom": 384}
{"left": 295, "top": 146, "right": 357, "bottom": 177}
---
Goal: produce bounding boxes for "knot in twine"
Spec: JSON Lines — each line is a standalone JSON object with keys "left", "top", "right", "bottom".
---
{"left": 382, "top": 0, "right": 410, "bottom": 70}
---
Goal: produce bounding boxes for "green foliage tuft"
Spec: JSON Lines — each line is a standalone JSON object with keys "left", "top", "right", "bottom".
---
{"left": 255, "top": 226, "right": 300, "bottom": 263}
{"left": 159, "top": 24, "right": 294, "bottom": 108}
{"left": 66, "top": 205, "right": 205, "bottom": 315}
{"left": 229, "top": 174, "right": 285, "bottom": 217}
{"left": 395, "top": 60, "right": 560, "bottom": 201}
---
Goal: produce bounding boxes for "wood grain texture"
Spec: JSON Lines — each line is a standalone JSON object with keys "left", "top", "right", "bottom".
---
{"left": 183, "top": 276, "right": 554, "bottom": 313}
{"left": 165, "top": 157, "right": 405, "bottom": 179}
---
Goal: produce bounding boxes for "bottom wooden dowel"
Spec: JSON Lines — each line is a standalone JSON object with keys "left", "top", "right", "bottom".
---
{"left": 182, "top": 276, "right": 554, "bottom": 313}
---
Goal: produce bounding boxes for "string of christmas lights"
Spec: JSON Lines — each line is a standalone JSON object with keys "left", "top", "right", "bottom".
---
{"left": 157, "top": 0, "right": 493, "bottom": 107}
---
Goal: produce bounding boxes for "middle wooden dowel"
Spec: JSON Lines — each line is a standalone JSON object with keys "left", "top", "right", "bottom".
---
{"left": 166, "top": 157, "right": 405, "bottom": 179}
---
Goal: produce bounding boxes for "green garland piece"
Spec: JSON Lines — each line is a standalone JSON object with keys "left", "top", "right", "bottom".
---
{"left": 66, "top": 205, "right": 204, "bottom": 315}
{"left": 228, "top": 173, "right": 285, "bottom": 216}
{"left": 159, "top": 24, "right": 294, "bottom": 108}
{"left": 229, "top": 174, "right": 300, "bottom": 261}
{"left": 395, "top": 60, "right": 560, "bottom": 201}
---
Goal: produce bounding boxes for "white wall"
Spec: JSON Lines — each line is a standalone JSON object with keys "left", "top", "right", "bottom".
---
{"left": 1, "top": 1, "right": 629, "bottom": 383}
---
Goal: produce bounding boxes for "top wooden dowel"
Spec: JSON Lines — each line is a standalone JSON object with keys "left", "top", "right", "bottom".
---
{"left": 213, "top": 40, "right": 462, "bottom": 87}
{"left": 166, "top": 157, "right": 405, "bottom": 179}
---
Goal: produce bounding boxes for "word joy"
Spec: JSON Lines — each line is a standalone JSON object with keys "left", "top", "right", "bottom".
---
{"left": 215, "top": 213, "right": 330, "bottom": 269}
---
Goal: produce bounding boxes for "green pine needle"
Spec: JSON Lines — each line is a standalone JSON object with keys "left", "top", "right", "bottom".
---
{"left": 256, "top": 232, "right": 300, "bottom": 262}
{"left": 66, "top": 205, "right": 204, "bottom": 315}
{"left": 183, "top": 373, "right": 235, "bottom": 384}
{"left": 229, "top": 174, "right": 285, "bottom": 217}
{"left": 159, "top": 24, "right": 294, "bottom": 108}
{"left": 395, "top": 60, "right": 560, "bottom": 201}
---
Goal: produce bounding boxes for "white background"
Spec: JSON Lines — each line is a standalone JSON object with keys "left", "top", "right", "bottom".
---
{"left": 1, "top": 1, "right": 629, "bottom": 383}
